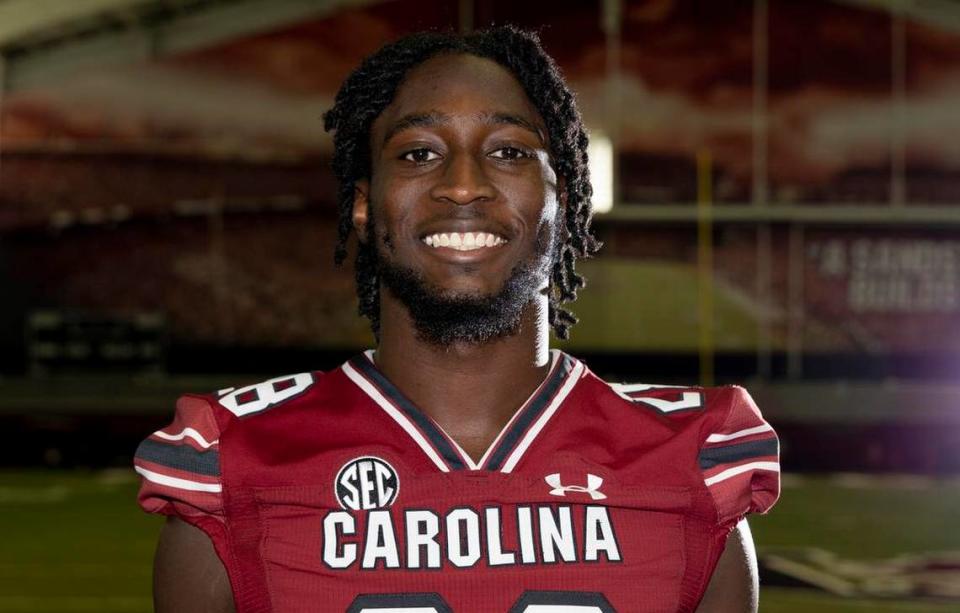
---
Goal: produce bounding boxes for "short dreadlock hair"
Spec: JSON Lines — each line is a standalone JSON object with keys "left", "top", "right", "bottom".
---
{"left": 323, "top": 25, "right": 600, "bottom": 340}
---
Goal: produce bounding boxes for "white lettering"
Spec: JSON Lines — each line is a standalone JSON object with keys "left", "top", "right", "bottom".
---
{"left": 324, "top": 504, "right": 622, "bottom": 571}
{"left": 338, "top": 463, "right": 360, "bottom": 510}
{"left": 842, "top": 239, "right": 960, "bottom": 313}
{"left": 485, "top": 507, "right": 516, "bottom": 566}
{"left": 322, "top": 511, "right": 356, "bottom": 569}
{"left": 405, "top": 510, "right": 441, "bottom": 569}
{"left": 335, "top": 456, "right": 399, "bottom": 511}
{"left": 539, "top": 506, "right": 576, "bottom": 563}
{"left": 362, "top": 510, "right": 400, "bottom": 569}
{"left": 584, "top": 506, "right": 621, "bottom": 562}
{"left": 446, "top": 508, "right": 481, "bottom": 568}
{"left": 358, "top": 460, "right": 376, "bottom": 510}
{"left": 517, "top": 506, "right": 537, "bottom": 564}
{"left": 375, "top": 461, "right": 395, "bottom": 503}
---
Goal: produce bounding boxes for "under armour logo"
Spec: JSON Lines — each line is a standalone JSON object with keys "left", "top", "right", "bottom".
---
{"left": 545, "top": 473, "right": 607, "bottom": 500}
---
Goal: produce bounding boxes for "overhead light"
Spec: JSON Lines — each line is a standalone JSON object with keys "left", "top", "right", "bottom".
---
{"left": 588, "top": 130, "right": 614, "bottom": 214}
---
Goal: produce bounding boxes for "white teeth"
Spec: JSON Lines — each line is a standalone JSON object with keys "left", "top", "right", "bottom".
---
{"left": 422, "top": 231, "right": 507, "bottom": 250}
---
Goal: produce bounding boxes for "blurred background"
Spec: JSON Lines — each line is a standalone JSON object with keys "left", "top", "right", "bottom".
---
{"left": 1, "top": 0, "right": 958, "bottom": 611}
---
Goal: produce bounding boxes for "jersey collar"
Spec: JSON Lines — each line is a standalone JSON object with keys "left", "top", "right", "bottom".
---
{"left": 341, "top": 349, "right": 584, "bottom": 472}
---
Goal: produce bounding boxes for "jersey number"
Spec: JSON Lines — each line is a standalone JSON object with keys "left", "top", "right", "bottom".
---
{"left": 614, "top": 383, "right": 704, "bottom": 415}
{"left": 218, "top": 373, "right": 314, "bottom": 417}
{"left": 347, "top": 590, "right": 614, "bottom": 612}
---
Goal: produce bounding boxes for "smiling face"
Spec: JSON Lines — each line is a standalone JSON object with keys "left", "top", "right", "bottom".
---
{"left": 353, "top": 53, "right": 564, "bottom": 345}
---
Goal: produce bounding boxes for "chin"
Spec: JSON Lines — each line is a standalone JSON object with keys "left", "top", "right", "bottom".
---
{"left": 432, "top": 281, "right": 504, "bottom": 301}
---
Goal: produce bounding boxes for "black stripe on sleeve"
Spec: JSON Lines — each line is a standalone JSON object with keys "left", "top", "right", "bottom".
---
{"left": 135, "top": 438, "right": 221, "bottom": 476}
{"left": 698, "top": 437, "right": 779, "bottom": 470}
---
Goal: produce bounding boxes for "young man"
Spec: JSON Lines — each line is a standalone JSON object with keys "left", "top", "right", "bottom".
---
{"left": 135, "top": 27, "right": 779, "bottom": 613}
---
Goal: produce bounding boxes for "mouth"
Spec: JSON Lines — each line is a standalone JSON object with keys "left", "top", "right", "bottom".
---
{"left": 420, "top": 231, "right": 509, "bottom": 252}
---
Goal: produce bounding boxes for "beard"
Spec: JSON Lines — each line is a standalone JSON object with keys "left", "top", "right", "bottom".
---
{"left": 373, "top": 225, "right": 556, "bottom": 347}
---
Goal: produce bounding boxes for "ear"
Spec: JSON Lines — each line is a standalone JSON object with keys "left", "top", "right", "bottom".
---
{"left": 352, "top": 179, "right": 370, "bottom": 242}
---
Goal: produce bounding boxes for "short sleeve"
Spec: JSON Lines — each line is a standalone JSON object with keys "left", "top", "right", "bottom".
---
{"left": 134, "top": 394, "right": 224, "bottom": 519}
{"left": 699, "top": 386, "right": 780, "bottom": 526}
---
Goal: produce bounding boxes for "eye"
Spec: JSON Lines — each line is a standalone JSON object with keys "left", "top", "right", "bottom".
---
{"left": 489, "top": 146, "right": 532, "bottom": 161}
{"left": 401, "top": 148, "right": 441, "bottom": 163}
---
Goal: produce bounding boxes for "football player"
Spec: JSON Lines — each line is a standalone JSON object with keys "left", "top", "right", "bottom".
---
{"left": 136, "top": 26, "right": 779, "bottom": 613}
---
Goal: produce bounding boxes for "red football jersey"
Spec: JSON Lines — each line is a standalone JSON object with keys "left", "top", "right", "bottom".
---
{"left": 135, "top": 351, "right": 779, "bottom": 613}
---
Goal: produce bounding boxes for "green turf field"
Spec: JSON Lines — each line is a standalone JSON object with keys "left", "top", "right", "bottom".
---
{"left": 557, "top": 259, "right": 772, "bottom": 353}
{"left": 0, "top": 470, "right": 956, "bottom": 612}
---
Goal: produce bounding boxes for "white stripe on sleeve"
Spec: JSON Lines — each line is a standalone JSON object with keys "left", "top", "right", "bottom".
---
{"left": 135, "top": 466, "right": 223, "bottom": 493}
{"left": 703, "top": 461, "right": 780, "bottom": 487}
{"left": 705, "top": 424, "right": 774, "bottom": 444}
{"left": 152, "top": 427, "right": 219, "bottom": 449}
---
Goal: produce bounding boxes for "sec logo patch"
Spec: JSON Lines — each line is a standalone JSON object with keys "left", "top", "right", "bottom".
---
{"left": 335, "top": 456, "right": 399, "bottom": 510}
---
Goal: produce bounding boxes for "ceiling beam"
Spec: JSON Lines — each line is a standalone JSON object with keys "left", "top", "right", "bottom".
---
{"left": 0, "top": 0, "right": 155, "bottom": 48}
{"left": 2, "top": 0, "right": 378, "bottom": 92}
{"left": 600, "top": 203, "right": 960, "bottom": 226}
{"left": 834, "top": 0, "right": 960, "bottom": 34}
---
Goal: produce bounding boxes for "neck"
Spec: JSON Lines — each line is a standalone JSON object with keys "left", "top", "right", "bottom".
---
{"left": 374, "top": 289, "right": 552, "bottom": 461}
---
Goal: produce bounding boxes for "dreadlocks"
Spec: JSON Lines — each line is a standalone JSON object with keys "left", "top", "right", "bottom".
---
{"left": 323, "top": 25, "right": 600, "bottom": 341}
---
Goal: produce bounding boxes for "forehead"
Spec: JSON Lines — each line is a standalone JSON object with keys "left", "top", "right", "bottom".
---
{"left": 372, "top": 53, "right": 545, "bottom": 137}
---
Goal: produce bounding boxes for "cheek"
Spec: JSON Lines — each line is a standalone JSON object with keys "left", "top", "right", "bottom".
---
{"left": 379, "top": 168, "right": 426, "bottom": 206}
{"left": 537, "top": 192, "right": 561, "bottom": 227}
{"left": 370, "top": 181, "right": 415, "bottom": 244}
{"left": 527, "top": 178, "right": 561, "bottom": 241}
{"left": 535, "top": 160, "right": 562, "bottom": 225}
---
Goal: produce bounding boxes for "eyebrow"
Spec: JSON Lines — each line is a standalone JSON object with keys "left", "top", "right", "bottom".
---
{"left": 381, "top": 110, "right": 546, "bottom": 146}
{"left": 382, "top": 111, "right": 451, "bottom": 145}
{"left": 486, "top": 112, "right": 546, "bottom": 145}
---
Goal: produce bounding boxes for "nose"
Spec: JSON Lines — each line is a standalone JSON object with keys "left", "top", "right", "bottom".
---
{"left": 429, "top": 151, "right": 496, "bottom": 206}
